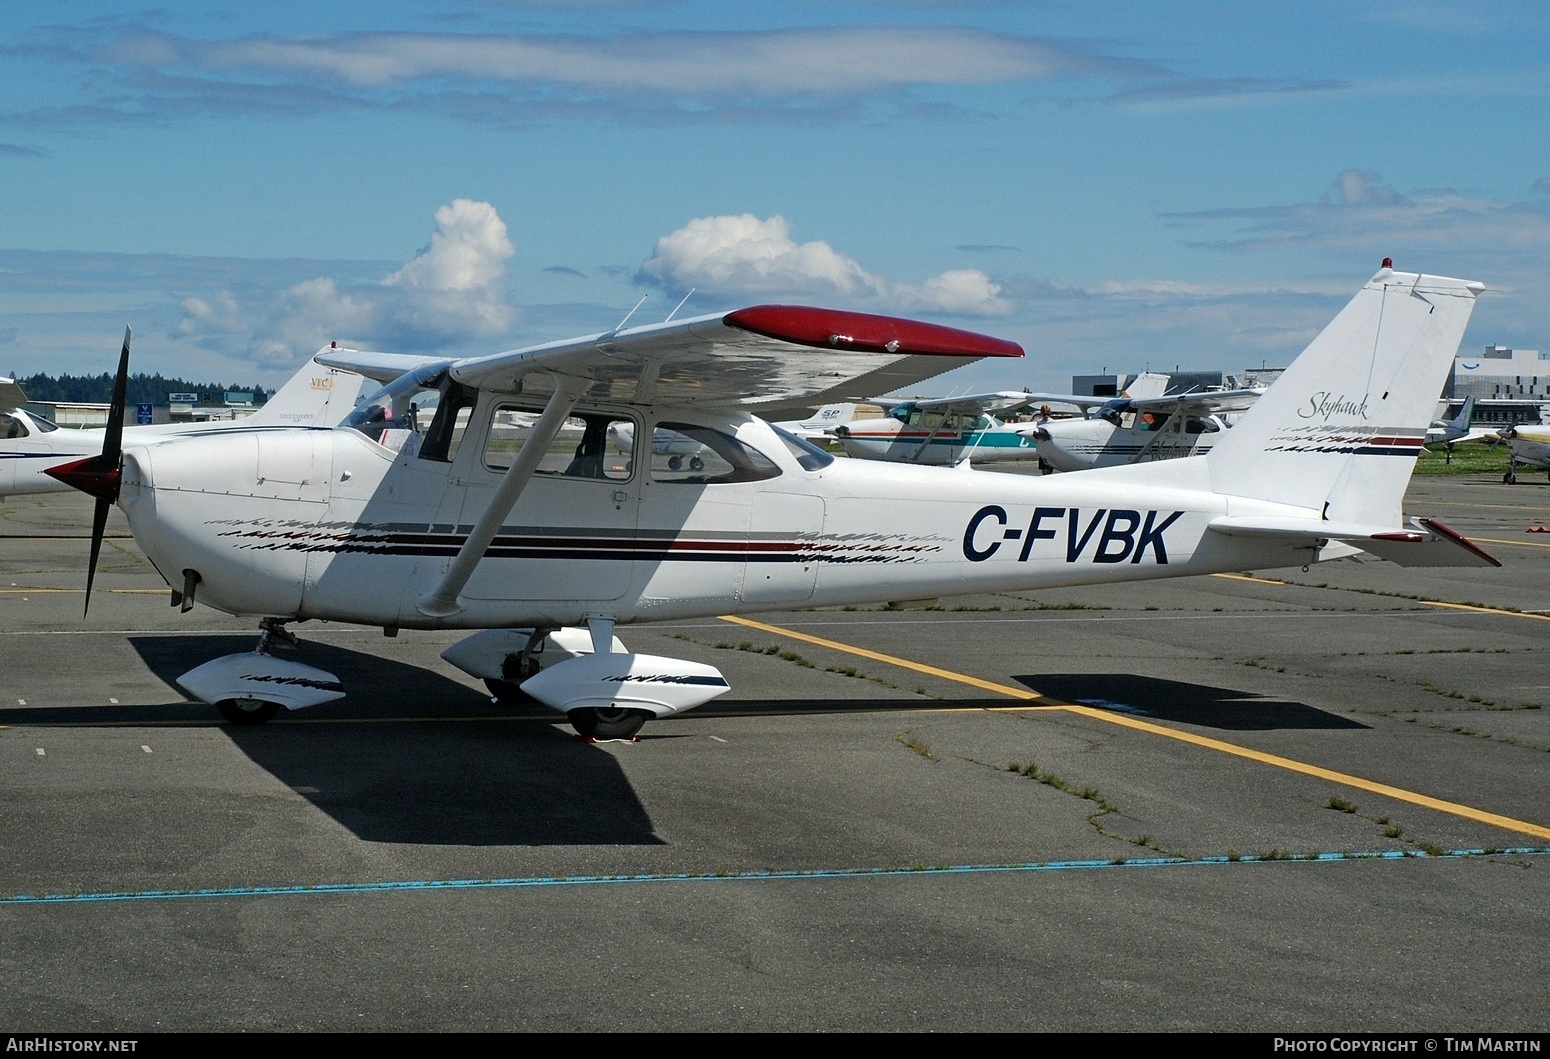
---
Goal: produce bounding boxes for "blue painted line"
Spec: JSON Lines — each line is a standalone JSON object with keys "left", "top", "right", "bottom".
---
{"left": 5, "top": 846, "right": 1547, "bottom": 905}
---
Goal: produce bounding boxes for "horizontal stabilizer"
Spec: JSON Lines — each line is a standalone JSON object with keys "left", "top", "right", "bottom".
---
{"left": 1207, "top": 515, "right": 1500, "bottom": 567}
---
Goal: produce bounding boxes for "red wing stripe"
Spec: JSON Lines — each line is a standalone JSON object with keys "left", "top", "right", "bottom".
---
{"left": 725, "top": 305, "right": 1023, "bottom": 359}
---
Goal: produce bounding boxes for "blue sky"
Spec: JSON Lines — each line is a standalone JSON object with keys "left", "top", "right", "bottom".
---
{"left": 3, "top": 1, "right": 1547, "bottom": 396}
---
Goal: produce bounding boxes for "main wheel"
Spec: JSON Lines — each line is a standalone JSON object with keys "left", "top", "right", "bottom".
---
{"left": 216, "top": 698, "right": 281, "bottom": 726}
{"left": 485, "top": 651, "right": 541, "bottom": 702}
{"left": 567, "top": 706, "right": 650, "bottom": 740}
{"left": 484, "top": 678, "right": 525, "bottom": 703}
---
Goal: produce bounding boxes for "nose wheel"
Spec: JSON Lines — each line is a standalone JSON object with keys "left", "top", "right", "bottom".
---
{"left": 216, "top": 698, "right": 282, "bottom": 725}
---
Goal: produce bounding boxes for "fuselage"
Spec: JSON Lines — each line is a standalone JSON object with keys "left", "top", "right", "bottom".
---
{"left": 1504, "top": 426, "right": 1550, "bottom": 468}
{"left": 0, "top": 409, "right": 100, "bottom": 495}
{"left": 1033, "top": 414, "right": 1227, "bottom": 473}
{"left": 116, "top": 403, "right": 1327, "bottom": 632}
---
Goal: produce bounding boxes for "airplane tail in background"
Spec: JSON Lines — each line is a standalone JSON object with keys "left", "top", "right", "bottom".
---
{"left": 244, "top": 351, "right": 373, "bottom": 429}
{"left": 1204, "top": 263, "right": 1483, "bottom": 528}
{"left": 1123, "top": 372, "right": 1170, "bottom": 399}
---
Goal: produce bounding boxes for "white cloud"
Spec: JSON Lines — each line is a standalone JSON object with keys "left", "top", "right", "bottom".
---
{"left": 182, "top": 28, "right": 1152, "bottom": 98}
{"left": 1172, "top": 170, "right": 1550, "bottom": 253}
{"left": 178, "top": 199, "right": 517, "bottom": 367}
{"left": 638, "top": 214, "right": 1012, "bottom": 316}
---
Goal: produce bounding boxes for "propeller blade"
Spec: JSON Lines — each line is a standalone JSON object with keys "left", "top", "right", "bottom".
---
{"left": 84, "top": 497, "right": 112, "bottom": 616}
{"left": 52, "top": 326, "right": 132, "bottom": 616}
{"left": 103, "top": 326, "right": 130, "bottom": 465}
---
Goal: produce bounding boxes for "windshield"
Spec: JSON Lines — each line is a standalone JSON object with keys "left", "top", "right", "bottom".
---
{"left": 768, "top": 424, "right": 835, "bottom": 471}
{"left": 343, "top": 361, "right": 454, "bottom": 453}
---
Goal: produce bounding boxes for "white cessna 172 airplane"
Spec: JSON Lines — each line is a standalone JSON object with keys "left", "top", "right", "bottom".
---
{"left": 47, "top": 262, "right": 1498, "bottom": 741}
{"left": 1, "top": 351, "right": 371, "bottom": 498}
{"left": 1018, "top": 376, "right": 1265, "bottom": 473}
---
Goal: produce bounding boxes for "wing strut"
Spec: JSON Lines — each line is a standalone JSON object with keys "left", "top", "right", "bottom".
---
{"left": 417, "top": 377, "right": 585, "bottom": 618}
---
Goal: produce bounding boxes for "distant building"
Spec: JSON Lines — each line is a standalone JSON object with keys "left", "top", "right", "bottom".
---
{"left": 21, "top": 393, "right": 264, "bottom": 427}
{"left": 1069, "top": 368, "right": 1284, "bottom": 397}
{"left": 1448, "top": 345, "right": 1550, "bottom": 427}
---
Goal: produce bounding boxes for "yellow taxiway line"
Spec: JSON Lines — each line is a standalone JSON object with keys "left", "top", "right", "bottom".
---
{"left": 718, "top": 613, "right": 1550, "bottom": 841}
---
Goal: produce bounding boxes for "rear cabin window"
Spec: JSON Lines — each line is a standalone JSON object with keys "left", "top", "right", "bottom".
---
{"left": 649, "top": 423, "right": 781, "bottom": 485}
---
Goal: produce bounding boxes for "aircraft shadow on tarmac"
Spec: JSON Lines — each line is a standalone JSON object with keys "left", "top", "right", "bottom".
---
{"left": 1, "top": 634, "right": 667, "bottom": 847}
{"left": 1013, "top": 673, "right": 1368, "bottom": 731}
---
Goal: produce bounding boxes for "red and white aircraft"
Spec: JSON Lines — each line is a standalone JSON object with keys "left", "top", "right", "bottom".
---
{"left": 48, "top": 262, "right": 1498, "bottom": 740}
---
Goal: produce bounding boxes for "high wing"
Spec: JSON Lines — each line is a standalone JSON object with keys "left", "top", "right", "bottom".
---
{"left": 1123, "top": 387, "right": 1266, "bottom": 418}
{"left": 314, "top": 348, "right": 446, "bottom": 386}
{"left": 1015, "top": 392, "right": 1125, "bottom": 416}
{"left": 857, "top": 390, "right": 1036, "bottom": 419}
{"left": 376, "top": 306, "right": 1021, "bottom": 412}
{"left": 1016, "top": 373, "right": 1178, "bottom": 417}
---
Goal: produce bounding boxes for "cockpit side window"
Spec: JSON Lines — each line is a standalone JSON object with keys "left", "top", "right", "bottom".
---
{"left": 0, "top": 413, "right": 26, "bottom": 439}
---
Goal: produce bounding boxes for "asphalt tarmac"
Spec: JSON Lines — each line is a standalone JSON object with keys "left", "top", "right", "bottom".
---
{"left": 1, "top": 475, "right": 1547, "bottom": 1033}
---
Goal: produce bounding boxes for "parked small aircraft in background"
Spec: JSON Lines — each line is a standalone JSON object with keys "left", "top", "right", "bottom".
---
{"left": 606, "top": 403, "right": 856, "bottom": 470}
{"left": 47, "top": 263, "right": 1497, "bottom": 743}
{"left": 1017, "top": 377, "right": 1264, "bottom": 472}
{"left": 829, "top": 390, "right": 1043, "bottom": 465}
{"left": 1, "top": 352, "right": 372, "bottom": 498}
{"left": 1424, "top": 395, "right": 1489, "bottom": 449}
{"left": 1488, "top": 420, "right": 1550, "bottom": 483}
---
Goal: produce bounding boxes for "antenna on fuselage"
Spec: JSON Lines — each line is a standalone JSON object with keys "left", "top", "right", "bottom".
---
{"left": 665, "top": 288, "right": 696, "bottom": 322}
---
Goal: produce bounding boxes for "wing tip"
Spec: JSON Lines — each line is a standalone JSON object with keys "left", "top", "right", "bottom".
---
{"left": 725, "top": 305, "right": 1023, "bottom": 360}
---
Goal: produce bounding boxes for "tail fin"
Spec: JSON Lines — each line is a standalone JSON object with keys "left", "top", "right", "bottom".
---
{"left": 245, "top": 350, "right": 374, "bottom": 429}
{"left": 1122, "top": 372, "right": 1170, "bottom": 399}
{"left": 1445, "top": 394, "right": 1477, "bottom": 435}
{"left": 1205, "top": 264, "right": 1482, "bottom": 525}
{"left": 802, "top": 402, "right": 856, "bottom": 430}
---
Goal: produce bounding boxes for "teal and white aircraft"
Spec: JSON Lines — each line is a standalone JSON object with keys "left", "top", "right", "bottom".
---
{"left": 829, "top": 390, "right": 1043, "bottom": 465}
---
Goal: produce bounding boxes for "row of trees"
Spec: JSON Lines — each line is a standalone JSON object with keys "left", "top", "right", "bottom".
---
{"left": 9, "top": 372, "right": 270, "bottom": 406}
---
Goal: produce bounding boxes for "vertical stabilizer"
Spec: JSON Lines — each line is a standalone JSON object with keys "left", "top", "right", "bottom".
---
{"left": 244, "top": 352, "right": 373, "bottom": 429}
{"left": 1205, "top": 265, "right": 1482, "bottom": 524}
